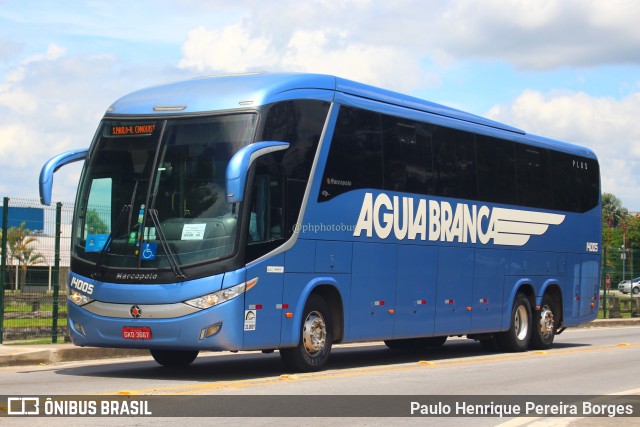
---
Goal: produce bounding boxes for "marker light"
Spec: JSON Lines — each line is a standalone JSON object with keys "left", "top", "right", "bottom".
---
{"left": 184, "top": 278, "right": 258, "bottom": 309}
{"left": 68, "top": 290, "right": 94, "bottom": 306}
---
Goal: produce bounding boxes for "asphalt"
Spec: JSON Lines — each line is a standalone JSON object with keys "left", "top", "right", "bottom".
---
{"left": 1, "top": 318, "right": 639, "bottom": 367}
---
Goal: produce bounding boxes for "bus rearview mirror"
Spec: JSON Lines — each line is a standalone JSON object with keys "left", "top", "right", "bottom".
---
{"left": 225, "top": 141, "right": 289, "bottom": 203}
{"left": 39, "top": 148, "right": 89, "bottom": 205}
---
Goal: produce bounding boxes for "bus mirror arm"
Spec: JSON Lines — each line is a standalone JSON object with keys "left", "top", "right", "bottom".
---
{"left": 225, "top": 141, "right": 289, "bottom": 203}
{"left": 39, "top": 148, "right": 89, "bottom": 205}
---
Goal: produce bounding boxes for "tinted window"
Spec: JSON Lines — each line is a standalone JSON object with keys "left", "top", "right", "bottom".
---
{"left": 551, "top": 151, "right": 600, "bottom": 213}
{"left": 259, "top": 100, "right": 330, "bottom": 181}
{"left": 516, "top": 145, "right": 552, "bottom": 209}
{"left": 319, "top": 106, "right": 383, "bottom": 201}
{"left": 432, "top": 125, "right": 477, "bottom": 200}
{"left": 476, "top": 135, "right": 516, "bottom": 205}
{"left": 258, "top": 100, "right": 330, "bottom": 234}
{"left": 317, "top": 105, "right": 599, "bottom": 213}
{"left": 382, "top": 115, "right": 433, "bottom": 195}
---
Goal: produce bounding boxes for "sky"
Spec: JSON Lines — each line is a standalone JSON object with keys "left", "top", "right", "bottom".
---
{"left": 1, "top": 0, "right": 640, "bottom": 209}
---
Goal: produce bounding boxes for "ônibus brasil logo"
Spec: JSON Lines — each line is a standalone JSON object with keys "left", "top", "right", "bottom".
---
{"left": 353, "top": 192, "right": 565, "bottom": 247}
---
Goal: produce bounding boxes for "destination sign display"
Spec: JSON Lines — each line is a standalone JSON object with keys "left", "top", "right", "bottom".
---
{"left": 107, "top": 123, "right": 157, "bottom": 137}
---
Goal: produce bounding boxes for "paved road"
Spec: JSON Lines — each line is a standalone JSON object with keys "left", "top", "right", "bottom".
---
{"left": 1, "top": 326, "right": 639, "bottom": 426}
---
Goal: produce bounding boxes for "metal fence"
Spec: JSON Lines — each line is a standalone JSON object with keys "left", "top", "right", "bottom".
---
{"left": 1, "top": 197, "right": 73, "bottom": 343}
{"left": 0, "top": 196, "right": 638, "bottom": 343}
{"left": 601, "top": 246, "right": 640, "bottom": 319}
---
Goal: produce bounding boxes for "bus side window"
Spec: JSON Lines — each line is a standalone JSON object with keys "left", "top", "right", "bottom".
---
{"left": 382, "top": 116, "right": 433, "bottom": 195}
{"left": 318, "top": 106, "right": 383, "bottom": 202}
{"left": 516, "top": 145, "right": 552, "bottom": 209}
{"left": 432, "top": 125, "right": 477, "bottom": 200}
{"left": 248, "top": 174, "right": 284, "bottom": 244}
{"left": 245, "top": 162, "right": 286, "bottom": 263}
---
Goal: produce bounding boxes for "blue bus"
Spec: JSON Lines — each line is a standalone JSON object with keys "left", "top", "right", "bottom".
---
{"left": 40, "top": 73, "right": 601, "bottom": 371}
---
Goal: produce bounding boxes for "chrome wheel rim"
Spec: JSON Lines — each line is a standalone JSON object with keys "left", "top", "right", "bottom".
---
{"left": 302, "top": 311, "right": 326, "bottom": 356}
{"left": 514, "top": 304, "right": 529, "bottom": 341}
{"left": 539, "top": 305, "right": 554, "bottom": 339}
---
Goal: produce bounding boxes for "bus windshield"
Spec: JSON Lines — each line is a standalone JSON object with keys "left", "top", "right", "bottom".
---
{"left": 73, "top": 114, "right": 256, "bottom": 271}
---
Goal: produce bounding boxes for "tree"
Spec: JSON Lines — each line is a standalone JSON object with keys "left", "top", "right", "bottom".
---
{"left": 602, "top": 193, "right": 629, "bottom": 228}
{"left": 85, "top": 209, "right": 109, "bottom": 234}
{"left": 6, "top": 222, "right": 46, "bottom": 291}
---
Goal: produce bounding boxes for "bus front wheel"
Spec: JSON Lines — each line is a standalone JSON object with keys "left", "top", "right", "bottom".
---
{"left": 280, "top": 294, "right": 333, "bottom": 372}
{"left": 150, "top": 349, "right": 199, "bottom": 367}
{"left": 496, "top": 293, "right": 532, "bottom": 352}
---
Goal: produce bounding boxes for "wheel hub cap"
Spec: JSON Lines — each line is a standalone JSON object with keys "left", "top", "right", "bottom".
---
{"left": 302, "top": 311, "right": 326, "bottom": 355}
{"left": 539, "top": 306, "right": 554, "bottom": 338}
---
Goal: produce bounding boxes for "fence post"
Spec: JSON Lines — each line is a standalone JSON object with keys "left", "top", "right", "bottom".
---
{"left": 51, "top": 202, "right": 62, "bottom": 343}
{"left": 602, "top": 246, "right": 608, "bottom": 319}
{"left": 0, "top": 197, "right": 8, "bottom": 344}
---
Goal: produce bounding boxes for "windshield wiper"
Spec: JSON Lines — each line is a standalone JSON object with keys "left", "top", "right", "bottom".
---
{"left": 147, "top": 208, "right": 187, "bottom": 279}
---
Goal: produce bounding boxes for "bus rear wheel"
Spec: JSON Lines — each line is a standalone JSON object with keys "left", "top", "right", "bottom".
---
{"left": 530, "top": 294, "right": 556, "bottom": 350}
{"left": 280, "top": 294, "right": 333, "bottom": 372}
{"left": 496, "top": 293, "right": 531, "bottom": 352}
{"left": 150, "top": 349, "right": 199, "bottom": 367}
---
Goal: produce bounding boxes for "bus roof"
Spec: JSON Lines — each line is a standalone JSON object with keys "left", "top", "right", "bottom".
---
{"left": 106, "top": 72, "right": 596, "bottom": 159}
{"left": 107, "top": 72, "right": 523, "bottom": 133}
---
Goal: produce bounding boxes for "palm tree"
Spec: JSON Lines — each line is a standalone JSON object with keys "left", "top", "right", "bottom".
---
{"left": 602, "top": 193, "right": 629, "bottom": 228}
{"left": 6, "top": 222, "right": 46, "bottom": 291}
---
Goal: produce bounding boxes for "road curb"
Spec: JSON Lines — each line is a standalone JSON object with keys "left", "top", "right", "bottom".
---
{"left": 0, "top": 349, "right": 51, "bottom": 367}
{"left": 49, "top": 347, "right": 148, "bottom": 364}
{"left": 579, "top": 317, "right": 640, "bottom": 328}
{"left": 0, "top": 346, "right": 148, "bottom": 367}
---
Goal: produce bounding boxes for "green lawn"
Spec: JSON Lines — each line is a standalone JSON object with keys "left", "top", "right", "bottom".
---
{"left": 3, "top": 303, "right": 67, "bottom": 313}
{"left": 4, "top": 318, "right": 68, "bottom": 328}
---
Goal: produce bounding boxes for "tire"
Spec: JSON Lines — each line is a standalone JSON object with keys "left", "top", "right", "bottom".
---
{"left": 633, "top": 286, "right": 640, "bottom": 295}
{"left": 530, "top": 293, "right": 556, "bottom": 350}
{"left": 150, "top": 349, "right": 199, "bottom": 367}
{"left": 384, "top": 336, "right": 447, "bottom": 351}
{"left": 280, "top": 294, "right": 333, "bottom": 372}
{"left": 496, "top": 293, "right": 532, "bottom": 352}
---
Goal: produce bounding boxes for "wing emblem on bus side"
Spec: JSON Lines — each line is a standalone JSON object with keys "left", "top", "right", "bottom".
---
{"left": 491, "top": 208, "right": 565, "bottom": 247}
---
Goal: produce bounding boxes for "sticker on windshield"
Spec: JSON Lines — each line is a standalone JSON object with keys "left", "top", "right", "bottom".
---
{"left": 244, "top": 310, "right": 256, "bottom": 331}
{"left": 181, "top": 224, "right": 206, "bottom": 240}
{"left": 85, "top": 234, "right": 109, "bottom": 252}
{"left": 141, "top": 242, "right": 157, "bottom": 261}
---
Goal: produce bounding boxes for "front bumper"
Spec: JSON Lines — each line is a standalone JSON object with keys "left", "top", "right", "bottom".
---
{"left": 67, "top": 295, "right": 245, "bottom": 351}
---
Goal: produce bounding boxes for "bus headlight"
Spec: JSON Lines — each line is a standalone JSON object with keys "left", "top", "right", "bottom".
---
{"left": 68, "top": 290, "right": 94, "bottom": 306}
{"left": 184, "top": 278, "right": 258, "bottom": 309}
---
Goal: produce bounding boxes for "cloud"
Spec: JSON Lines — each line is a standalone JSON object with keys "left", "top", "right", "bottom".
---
{"left": 179, "top": 0, "right": 640, "bottom": 73}
{"left": 0, "top": 38, "right": 23, "bottom": 62}
{"left": 486, "top": 89, "right": 640, "bottom": 208}
{"left": 0, "top": 43, "right": 181, "bottom": 202}
{"left": 178, "top": 25, "right": 277, "bottom": 73}
{"left": 179, "top": 24, "right": 436, "bottom": 92}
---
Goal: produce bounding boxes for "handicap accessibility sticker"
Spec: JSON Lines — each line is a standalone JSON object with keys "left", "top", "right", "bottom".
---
{"left": 141, "top": 242, "right": 157, "bottom": 261}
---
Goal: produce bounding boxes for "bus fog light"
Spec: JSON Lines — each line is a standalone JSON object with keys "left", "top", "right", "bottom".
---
{"left": 72, "top": 320, "right": 87, "bottom": 336}
{"left": 200, "top": 323, "right": 222, "bottom": 340}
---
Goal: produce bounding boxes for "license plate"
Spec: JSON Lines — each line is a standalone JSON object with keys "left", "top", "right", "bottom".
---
{"left": 122, "top": 327, "right": 152, "bottom": 340}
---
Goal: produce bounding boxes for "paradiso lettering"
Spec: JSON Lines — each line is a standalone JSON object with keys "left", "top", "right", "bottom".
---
{"left": 353, "top": 192, "right": 565, "bottom": 247}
